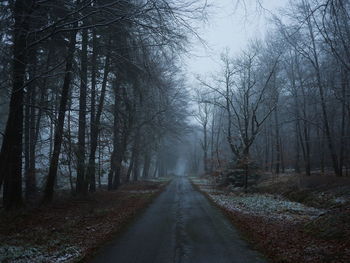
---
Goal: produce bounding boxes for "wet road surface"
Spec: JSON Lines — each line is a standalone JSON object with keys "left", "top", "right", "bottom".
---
{"left": 91, "top": 177, "right": 266, "bottom": 263}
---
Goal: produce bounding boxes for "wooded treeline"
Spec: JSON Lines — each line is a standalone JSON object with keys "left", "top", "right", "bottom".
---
{"left": 0, "top": 0, "right": 204, "bottom": 210}
{"left": 192, "top": 0, "right": 350, "bottom": 186}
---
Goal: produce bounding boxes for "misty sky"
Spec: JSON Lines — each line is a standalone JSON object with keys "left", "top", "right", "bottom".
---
{"left": 184, "top": 0, "right": 289, "bottom": 79}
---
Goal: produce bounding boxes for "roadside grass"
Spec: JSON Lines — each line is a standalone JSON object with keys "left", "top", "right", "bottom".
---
{"left": 0, "top": 179, "right": 170, "bottom": 263}
{"left": 254, "top": 173, "right": 350, "bottom": 208}
{"left": 191, "top": 176, "right": 350, "bottom": 263}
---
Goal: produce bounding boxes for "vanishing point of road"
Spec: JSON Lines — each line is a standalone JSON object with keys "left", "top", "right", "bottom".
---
{"left": 91, "top": 176, "right": 266, "bottom": 263}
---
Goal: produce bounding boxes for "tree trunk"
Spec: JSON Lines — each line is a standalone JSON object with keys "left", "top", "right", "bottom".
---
{"left": 88, "top": 29, "right": 97, "bottom": 192}
{"left": 43, "top": 28, "right": 77, "bottom": 203}
{"left": 25, "top": 48, "right": 38, "bottom": 201}
{"left": 270, "top": 128, "right": 274, "bottom": 172}
{"left": 303, "top": 121, "right": 311, "bottom": 176}
{"left": 339, "top": 69, "right": 347, "bottom": 176}
{"left": 264, "top": 125, "right": 270, "bottom": 171}
{"left": 132, "top": 132, "right": 141, "bottom": 182}
{"left": 296, "top": 71, "right": 311, "bottom": 176}
{"left": 142, "top": 152, "right": 151, "bottom": 179}
{"left": 210, "top": 115, "right": 215, "bottom": 173}
{"left": 76, "top": 28, "right": 88, "bottom": 195}
{"left": 0, "top": 0, "right": 33, "bottom": 209}
{"left": 243, "top": 147, "right": 250, "bottom": 192}
{"left": 294, "top": 122, "right": 300, "bottom": 173}
{"left": 215, "top": 111, "right": 222, "bottom": 169}
{"left": 24, "top": 82, "right": 31, "bottom": 199}
{"left": 152, "top": 160, "right": 158, "bottom": 178}
{"left": 126, "top": 153, "right": 134, "bottom": 183}
{"left": 307, "top": 16, "right": 340, "bottom": 176}
{"left": 111, "top": 79, "right": 121, "bottom": 189}
{"left": 88, "top": 47, "right": 110, "bottom": 192}
{"left": 280, "top": 138, "right": 285, "bottom": 173}
{"left": 108, "top": 152, "right": 115, "bottom": 190}
{"left": 203, "top": 122, "right": 208, "bottom": 174}
{"left": 98, "top": 137, "right": 102, "bottom": 189}
{"left": 274, "top": 107, "right": 280, "bottom": 174}
{"left": 297, "top": 120, "right": 310, "bottom": 176}
{"left": 66, "top": 94, "right": 74, "bottom": 193}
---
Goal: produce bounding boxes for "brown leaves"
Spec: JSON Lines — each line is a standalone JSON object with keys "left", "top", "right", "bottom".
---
{"left": 193, "top": 178, "right": 350, "bottom": 263}
{"left": 0, "top": 181, "right": 167, "bottom": 262}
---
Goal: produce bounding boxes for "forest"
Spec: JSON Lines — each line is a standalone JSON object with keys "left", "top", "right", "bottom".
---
{"left": 190, "top": 0, "right": 350, "bottom": 184}
{"left": 0, "top": 0, "right": 349, "bottom": 262}
{"left": 0, "top": 0, "right": 201, "bottom": 208}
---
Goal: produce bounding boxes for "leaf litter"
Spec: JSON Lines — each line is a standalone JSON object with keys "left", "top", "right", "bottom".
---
{"left": 191, "top": 177, "right": 350, "bottom": 263}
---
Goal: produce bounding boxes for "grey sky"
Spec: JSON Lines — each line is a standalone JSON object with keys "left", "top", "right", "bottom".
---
{"left": 184, "top": 0, "right": 288, "bottom": 79}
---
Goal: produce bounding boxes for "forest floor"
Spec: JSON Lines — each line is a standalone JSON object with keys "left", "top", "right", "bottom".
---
{"left": 191, "top": 175, "right": 350, "bottom": 263}
{"left": 0, "top": 178, "right": 170, "bottom": 263}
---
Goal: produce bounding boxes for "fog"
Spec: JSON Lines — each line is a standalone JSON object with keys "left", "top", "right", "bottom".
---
{"left": 185, "top": 0, "right": 288, "bottom": 78}
{"left": 0, "top": 1, "right": 349, "bottom": 262}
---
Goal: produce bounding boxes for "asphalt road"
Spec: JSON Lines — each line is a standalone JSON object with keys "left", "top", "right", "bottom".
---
{"left": 91, "top": 176, "right": 266, "bottom": 263}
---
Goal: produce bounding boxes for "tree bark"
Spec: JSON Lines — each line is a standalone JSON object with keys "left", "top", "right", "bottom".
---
{"left": 76, "top": 28, "right": 88, "bottom": 195}
{"left": 111, "top": 79, "right": 121, "bottom": 189}
{"left": 307, "top": 15, "right": 340, "bottom": 176}
{"left": 203, "top": 122, "right": 208, "bottom": 174}
{"left": 25, "top": 48, "right": 38, "bottom": 201}
{"left": 142, "top": 151, "right": 151, "bottom": 179}
{"left": 88, "top": 47, "right": 110, "bottom": 192}
{"left": 132, "top": 131, "right": 141, "bottom": 182}
{"left": 274, "top": 107, "right": 281, "bottom": 174}
{"left": 126, "top": 153, "right": 134, "bottom": 183}
{"left": 88, "top": 29, "right": 97, "bottom": 192}
{"left": 294, "top": 122, "right": 300, "bottom": 173}
{"left": 339, "top": 69, "right": 347, "bottom": 176}
{"left": 43, "top": 28, "right": 77, "bottom": 203}
{"left": 24, "top": 81, "right": 31, "bottom": 198}
{"left": 0, "top": 0, "right": 33, "bottom": 209}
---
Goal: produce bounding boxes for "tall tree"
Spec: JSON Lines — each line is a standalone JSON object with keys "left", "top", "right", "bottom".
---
{"left": 76, "top": 27, "right": 88, "bottom": 195}
{"left": 0, "top": 0, "right": 34, "bottom": 209}
{"left": 43, "top": 26, "right": 78, "bottom": 203}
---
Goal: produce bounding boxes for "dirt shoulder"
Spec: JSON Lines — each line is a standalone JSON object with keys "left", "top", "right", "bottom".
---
{"left": 0, "top": 179, "right": 170, "bottom": 263}
{"left": 191, "top": 177, "right": 350, "bottom": 263}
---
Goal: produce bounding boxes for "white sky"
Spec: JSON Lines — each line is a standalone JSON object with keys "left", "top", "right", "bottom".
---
{"left": 183, "top": 0, "right": 289, "bottom": 80}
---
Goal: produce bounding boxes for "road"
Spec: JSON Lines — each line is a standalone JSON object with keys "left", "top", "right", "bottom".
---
{"left": 91, "top": 176, "right": 266, "bottom": 263}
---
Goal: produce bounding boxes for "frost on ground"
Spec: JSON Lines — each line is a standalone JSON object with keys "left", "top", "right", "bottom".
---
{"left": 211, "top": 194, "right": 325, "bottom": 222}
{"left": 0, "top": 244, "right": 81, "bottom": 263}
{"left": 191, "top": 177, "right": 350, "bottom": 263}
{"left": 119, "top": 190, "right": 158, "bottom": 194}
{"left": 193, "top": 178, "right": 325, "bottom": 223}
{"left": 0, "top": 180, "right": 169, "bottom": 263}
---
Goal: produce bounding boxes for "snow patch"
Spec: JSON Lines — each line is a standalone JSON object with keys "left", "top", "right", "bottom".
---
{"left": 0, "top": 244, "right": 82, "bottom": 263}
{"left": 192, "top": 178, "right": 326, "bottom": 223}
